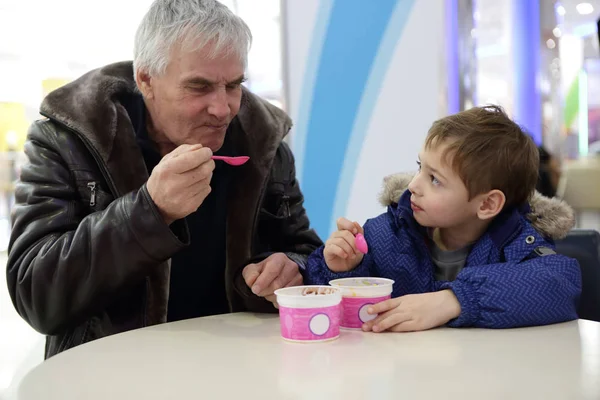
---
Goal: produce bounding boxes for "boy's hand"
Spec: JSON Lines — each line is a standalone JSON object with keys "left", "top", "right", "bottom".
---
{"left": 362, "top": 290, "right": 461, "bottom": 332}
{"left": 324, "top": 217, "right": 364, "bottom": 272}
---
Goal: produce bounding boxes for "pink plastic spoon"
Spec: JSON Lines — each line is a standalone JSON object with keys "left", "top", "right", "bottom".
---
{"left": 355, "top": 233, "right": 368, "bottom": 254}
{"left": 211, "top": 155, "right": 250, "bottom": 166}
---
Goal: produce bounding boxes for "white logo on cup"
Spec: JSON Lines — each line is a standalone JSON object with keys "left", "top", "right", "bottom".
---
{"left": 359, "top": 304, "right": 376, "bottom": 323}
{"left": 309, "top": 314, "right": 330, "bottom": 336}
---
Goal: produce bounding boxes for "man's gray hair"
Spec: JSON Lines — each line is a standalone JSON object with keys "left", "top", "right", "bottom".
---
{"left": 133, "top": 0, "right": 252, "bottom": 77}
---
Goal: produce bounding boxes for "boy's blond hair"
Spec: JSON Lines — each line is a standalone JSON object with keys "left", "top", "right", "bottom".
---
{"left": 425, "top": 105, "right": 539, "bottom": 208}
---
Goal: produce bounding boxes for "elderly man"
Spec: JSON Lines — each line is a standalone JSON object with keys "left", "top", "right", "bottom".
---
{"left": 7, "top": 0, "right": 321, "bottom": 358}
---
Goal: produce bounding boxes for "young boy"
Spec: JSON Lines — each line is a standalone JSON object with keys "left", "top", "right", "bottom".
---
{"left": 304, "top": 105, "right": 581, "bottom": 333}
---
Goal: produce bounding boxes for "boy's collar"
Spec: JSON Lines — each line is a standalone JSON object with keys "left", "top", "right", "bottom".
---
{"left": 486, "top": 206, "right": 524, "bottom": 249}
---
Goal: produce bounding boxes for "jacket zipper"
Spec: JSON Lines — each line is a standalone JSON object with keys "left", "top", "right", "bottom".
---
{"left": 281, "top": 195, "right": 291, "bottom": 218}
{"left": 87, "top": 182, "right": 97, "bottom": 206}
{"left": 249, "top": 127, "right": 293, "bottom": 254}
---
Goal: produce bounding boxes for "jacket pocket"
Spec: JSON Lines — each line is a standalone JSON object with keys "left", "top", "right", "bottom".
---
{"left": 75, "top": 180, "right": 114, "bottom": 213}
{"left": 260, "top": 181, "right": 291, "bottom": 217}
{"left": 256, "top": 182, "right": 292, "bottom": 253}
{"left": 254, "top": 141, "right": 296, "bottom": 253}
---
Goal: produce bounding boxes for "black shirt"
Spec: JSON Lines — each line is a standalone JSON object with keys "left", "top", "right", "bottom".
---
{"left": 120, "top": 92, "right": 235, "bottom": 321}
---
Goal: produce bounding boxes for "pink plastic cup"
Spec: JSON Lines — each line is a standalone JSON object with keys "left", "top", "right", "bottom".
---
{"left": 274, "top": 286, "right": 342, "bottom": 342}
{"left": 328, "top": 278, "right": 395, "bottom": 329}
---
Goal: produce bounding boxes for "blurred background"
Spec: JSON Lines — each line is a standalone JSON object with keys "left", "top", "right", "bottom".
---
{"left": 2, "top": 0, "right": 600, "bottom": 395}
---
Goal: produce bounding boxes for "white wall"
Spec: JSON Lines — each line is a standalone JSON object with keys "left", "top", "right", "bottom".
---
{"left": 283, "top": 0, "right": 447, "bottom": 238}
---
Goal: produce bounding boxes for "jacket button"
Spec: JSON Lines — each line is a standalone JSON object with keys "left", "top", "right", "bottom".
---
{"left": 525, "top": 235, "right": 535, "bottom": 244}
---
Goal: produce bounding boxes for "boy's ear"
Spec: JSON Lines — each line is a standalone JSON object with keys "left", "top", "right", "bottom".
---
{"left": 476, "top": 189, "right": 506, "bottom": 220}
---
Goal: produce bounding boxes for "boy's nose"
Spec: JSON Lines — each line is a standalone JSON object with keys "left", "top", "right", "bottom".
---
{"left": 408, "top": 175, "right": 421, "bottom": 196}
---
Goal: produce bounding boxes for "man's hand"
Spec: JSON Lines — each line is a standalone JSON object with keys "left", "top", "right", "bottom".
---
{"left": 242, "top": 253, "right": 303, "bottom": 308}
{"left": 146, "top": 144, "right": 215, "bottom": 225}
{"left": 324, "top": 217, "right": 364, "bottom": 272}
{"left": 362, "top": 290, "right": 461, "bottom": 333}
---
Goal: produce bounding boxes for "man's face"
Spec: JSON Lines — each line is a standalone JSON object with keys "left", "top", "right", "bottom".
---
{"left": 139, "top": 41, "right": 245, "bottom": 152}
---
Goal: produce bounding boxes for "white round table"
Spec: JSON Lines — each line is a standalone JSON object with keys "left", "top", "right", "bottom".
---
{"left": 15, "top": 313, "right": 600, "bottom": 400}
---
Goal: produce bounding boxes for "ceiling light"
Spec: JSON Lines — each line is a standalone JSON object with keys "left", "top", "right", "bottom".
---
{"left": 546, "top": 39, "right": 556, "bottom": 49}
{"left": 556, "top": 5, "right": 566, "bottom": 15}
{"left": 553, "top": 27, "right": 562, "bottom": 37}
{"left": 576, "top": 3, "right": 594, "bottom": 15}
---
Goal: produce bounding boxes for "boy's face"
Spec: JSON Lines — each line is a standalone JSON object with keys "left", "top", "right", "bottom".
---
{"left": 407, "top": 142, "right": 481, "bottom": 229}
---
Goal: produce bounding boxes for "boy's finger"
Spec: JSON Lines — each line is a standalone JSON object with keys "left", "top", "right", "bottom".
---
{"left": 333, "top": 233, "right": 358, "bottom": 257}
{"left": 389, "top": 320, "right": 418, "bottom": 332}
{"left": 353, "top": 221, "right": 364, "bottom": 235}
{"left": 367, "top": 298, "right": 399, "bottom": 315}
{"left": 327, "top": 244, "right": 349, "bottom": 259}
{"left": 372, "top": 313, "right": 411, "bottom": 333}
{"left": 337, "top": 217, "right": 357, "bottom": 234}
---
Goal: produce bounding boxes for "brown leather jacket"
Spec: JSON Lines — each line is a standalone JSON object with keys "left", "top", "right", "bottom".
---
{"left": 7, "top": 62, "right": 322, "bottom": 358}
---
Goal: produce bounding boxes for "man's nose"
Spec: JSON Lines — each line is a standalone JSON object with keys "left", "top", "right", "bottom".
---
{"left": 207, "top": 88, "right": 230, "bottom": 120}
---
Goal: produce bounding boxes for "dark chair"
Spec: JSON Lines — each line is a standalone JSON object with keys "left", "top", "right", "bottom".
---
{"left": 554, "top": 229, "right": 600, "bottom": 322}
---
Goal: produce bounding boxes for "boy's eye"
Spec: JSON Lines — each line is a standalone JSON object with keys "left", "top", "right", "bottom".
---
{"left": 416, "top": 160, "right": 421, "bottom": 170}
{"left": 431, "top": 175, "right": 441, "bottom": 186}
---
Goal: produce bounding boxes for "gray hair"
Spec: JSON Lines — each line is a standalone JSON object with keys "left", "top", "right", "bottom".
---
{"left": 133, "top": 0, "right": 252, "bottom": 77}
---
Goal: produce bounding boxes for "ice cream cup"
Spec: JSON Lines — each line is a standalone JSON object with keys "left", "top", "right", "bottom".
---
{"left": 274, "top": 286, "right": 342, "bottom": 342}
{"left": 328, "top": 278, "right": 394, "bottom": 329}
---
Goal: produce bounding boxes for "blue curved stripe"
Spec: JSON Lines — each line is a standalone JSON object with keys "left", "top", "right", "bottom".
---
{"left": 331, "top": 0, "right": 416, "bottom": 234}
{"left": 512, "top": 0, "right": 542, "bottom": 145}
{"left": 291, "top": 0, "right": 335, "bottom": 183}
{"left": 301, "top": 0, "right": 399, "bottom": 239}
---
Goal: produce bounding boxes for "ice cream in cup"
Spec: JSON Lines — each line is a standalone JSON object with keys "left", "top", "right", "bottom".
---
{"left": 274, "top": 286, "right": 342, "bottom": 342}
{"left": 328, "top": 278, "right": 394, "bottom": 329}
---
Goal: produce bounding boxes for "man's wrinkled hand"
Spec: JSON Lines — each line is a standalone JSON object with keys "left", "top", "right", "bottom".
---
{"left": 242, "top": 253, "right": 303, "bottom": 308}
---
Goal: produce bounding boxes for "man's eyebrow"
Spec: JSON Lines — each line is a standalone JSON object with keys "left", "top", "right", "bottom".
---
{"left": 227, "top": 75, "right": 247, "bottom": 85}
{"left": 183, "top": 77, "right": 214, "bottom": 86}
{"left": 182, "top": 75, "right": 246, "bottom": 86}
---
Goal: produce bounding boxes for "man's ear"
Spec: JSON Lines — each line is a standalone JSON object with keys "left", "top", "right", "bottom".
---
{"left": 135, "top": 69, "right": 154, "bottom": 100}
{"left": 476, "top": 189, "right": 506, "bottom": 220}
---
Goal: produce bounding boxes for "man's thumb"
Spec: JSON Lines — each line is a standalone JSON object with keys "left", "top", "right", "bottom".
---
{"left": 242, "top": 264, "right": 261, "bottom": 287}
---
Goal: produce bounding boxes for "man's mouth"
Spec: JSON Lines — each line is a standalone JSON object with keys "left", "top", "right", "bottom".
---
{"left": 205, "top": 124, "right": 228, "bottom": 130}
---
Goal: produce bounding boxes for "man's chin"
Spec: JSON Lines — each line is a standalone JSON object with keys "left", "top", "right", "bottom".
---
{"left": 205, "top": 137, "right": 225, "bottom": 152}
{"left": 186, "top": 134, "right": 226, "bottom": 152}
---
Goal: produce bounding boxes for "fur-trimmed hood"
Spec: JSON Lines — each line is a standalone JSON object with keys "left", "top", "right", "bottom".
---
{"left": 378, "top": 173, "right": 575, "bottom": 240}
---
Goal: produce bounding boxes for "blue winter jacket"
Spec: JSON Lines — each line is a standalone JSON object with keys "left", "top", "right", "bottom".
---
{"left": 305, "top": 173, "right": 582, "bottom": 329}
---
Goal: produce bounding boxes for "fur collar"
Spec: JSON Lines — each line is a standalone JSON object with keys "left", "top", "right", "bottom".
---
{"left": 378, "top": 173, "right": 575, "bottom": 240}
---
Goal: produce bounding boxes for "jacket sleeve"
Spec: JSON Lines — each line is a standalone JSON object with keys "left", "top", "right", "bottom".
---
{"left": 303, "top": 245, "right": 375, "bottom": 284}
{"left": 439, "top": 254, "right": 581, "bottom": 328}
{"left": 304, "top": 224, "right": 377, "bottom": 285}
{"left": 7, "top": 121, "right": 189, "bottom": 335}
{"left": 234, "top": 141, "right": 323, "bottom": 310}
